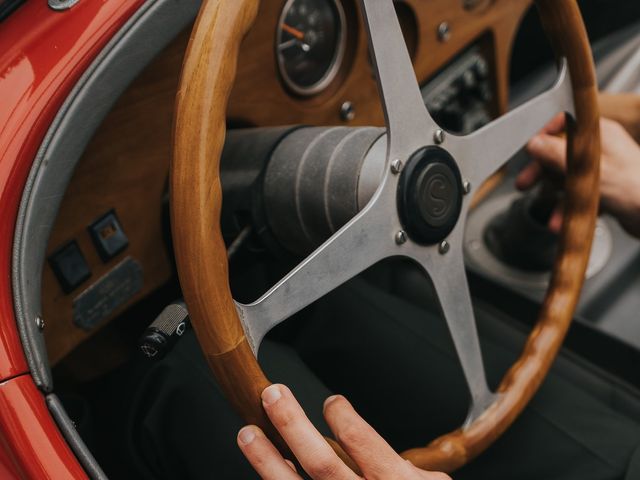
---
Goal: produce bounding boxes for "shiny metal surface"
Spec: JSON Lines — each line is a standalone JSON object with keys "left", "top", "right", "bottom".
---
{"left": 390, "top": 158, "right": 404, "bottom": 174}
{"left": 236, "top": 0, "right": 576, "bottom": 425}
{"left": 446, "top": 59, "right": 575, "bottom": 189}
{"left": 437, "top": 22, "right": 451, "bottom": 43}
{"left": 48, "top": 0, "right": 80, "bottom": 11}
{"left": 359, "top": 0, "right": 438, "bottom": 152}
{"left": 465, "top": 191, "right": 614, "bottom": 292}
{"left": 339, "top": 101, "right": 356, "bottom": 121}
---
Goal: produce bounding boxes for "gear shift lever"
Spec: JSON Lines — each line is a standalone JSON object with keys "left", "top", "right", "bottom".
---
{"left": 484, "top": 183, "right": 561, "bottom": 272}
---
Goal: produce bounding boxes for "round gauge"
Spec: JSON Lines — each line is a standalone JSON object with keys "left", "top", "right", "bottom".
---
{"left": 276, "top": 0, "right": 347, "bottom": 96}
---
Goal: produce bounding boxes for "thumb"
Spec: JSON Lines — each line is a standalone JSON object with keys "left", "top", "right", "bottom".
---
{"left": 526, "top": 134, "right": 567, "bottom": 173}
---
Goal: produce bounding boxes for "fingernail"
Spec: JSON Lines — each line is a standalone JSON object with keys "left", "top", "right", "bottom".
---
{"left": 323, "top": 395, "right": 340, "bottom": 410}
{"left": 238, "top": 426, "right": 256, "bottom": 446}
{"left": 262, "top": 384, "right": 282, "bottom": 406}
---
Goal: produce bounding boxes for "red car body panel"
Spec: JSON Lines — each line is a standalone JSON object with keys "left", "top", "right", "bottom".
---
{"left": 0, "top": 376, "right": 87, "bottom": 479}
{"left": 0, "top": 0, "right": 146, "bottom": 477}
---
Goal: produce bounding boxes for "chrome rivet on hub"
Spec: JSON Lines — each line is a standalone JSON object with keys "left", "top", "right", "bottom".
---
{"left": 390, "top": 159, "right": 404, "bottom": 175}
{"left": 463, "top": 181, "right": 472, "bottom": 194}
{"left": 35, "top": 316, "right": 45, "bottom": 331}
{"left": 438, "top": 240, "right": 450, "bottom": 255}
{"left": 395, "top": 231, "right": 408, "bottom": 245}
{"left": 434, "top": 129, "right": 445, "bottom": 145}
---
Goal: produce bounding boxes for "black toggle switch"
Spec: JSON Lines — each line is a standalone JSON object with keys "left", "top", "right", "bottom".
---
{"left": 88, "top": 210, "right": 129, "bottom": 262}
{"left": 49, "top": 241, "right": 91, "bottom": 294}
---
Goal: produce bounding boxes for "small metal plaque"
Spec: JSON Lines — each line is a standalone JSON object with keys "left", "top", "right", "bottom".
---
{"left": 73, "top": 257, "right": 143, "bottom": 330}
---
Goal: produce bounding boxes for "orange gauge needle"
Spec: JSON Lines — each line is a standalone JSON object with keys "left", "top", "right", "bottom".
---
{"left": 282, "top": 23, "right": 305, "bottom": 41}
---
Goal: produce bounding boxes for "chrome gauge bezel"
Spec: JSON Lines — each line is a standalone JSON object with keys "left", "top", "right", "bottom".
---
{"left": 276, "top": 0, "right": 347, "bottom": 97}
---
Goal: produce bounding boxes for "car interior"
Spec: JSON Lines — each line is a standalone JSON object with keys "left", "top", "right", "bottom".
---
{"left": 11, "top": 0, "right": 640, "bottom": 478}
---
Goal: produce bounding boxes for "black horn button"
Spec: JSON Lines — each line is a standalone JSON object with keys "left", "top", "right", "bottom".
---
{"left": 397, "top": 146, "right": 463, "bottom": 245}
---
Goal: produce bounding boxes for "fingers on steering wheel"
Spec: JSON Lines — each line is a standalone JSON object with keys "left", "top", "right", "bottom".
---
{"left": 261, "top": 384, "right": 360, "bottom": 480}
{"left": 527, "top": 133, "right": 568, "bottom": 172}
{"left": 322, "top": 395, "right": 418, "bottom": 480}
{"left": 519, "top": 113, "right": 569, "bottom": 190}
{"left": 237, "top": 425, "right": 301, "bottom": 479}
{"left": 541, "top": 112, "right": 567, "bottom": 135}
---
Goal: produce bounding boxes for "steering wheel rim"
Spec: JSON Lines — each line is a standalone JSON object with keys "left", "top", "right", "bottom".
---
{"left": 171, "top": 0, "right": 600, "bottom": 473}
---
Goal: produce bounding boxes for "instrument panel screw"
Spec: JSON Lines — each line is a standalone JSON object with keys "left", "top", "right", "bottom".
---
{"left": 35, "top": 316, "right": 45, "bottom": 331}
{"left": 434, "top": 129, "right": 445, "bottom": 145}
{"left": 340, "top": 101, "right": 356, "bottom": 122}
{"left": 438, "top": 240, "right": 450, "bottom": 255}
{"left": 395, "top": 231, "right": 408, "bottom": 245}
{"left": 390, "top": 159, "right": 404, "bottom": 175}
{"left": 437, "top": 22, "right": 451, "bottom": 42}
{"left": 463, "top": 180, "right": 472, "bottom": 194}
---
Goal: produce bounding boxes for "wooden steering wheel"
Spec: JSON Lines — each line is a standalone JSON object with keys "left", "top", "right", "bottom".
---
{"left": 172, "top": 0, "right": 600, "bottom": 473}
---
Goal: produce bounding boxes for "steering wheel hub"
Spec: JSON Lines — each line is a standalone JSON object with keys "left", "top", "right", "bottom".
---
{"left": 397, "top": 146, "right": 463, "bottom": 245}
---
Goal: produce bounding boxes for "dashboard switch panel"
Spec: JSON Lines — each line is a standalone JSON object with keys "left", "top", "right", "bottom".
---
{"left": 421, "top": 46, "right": 494, "bottom": 135}
{"left": 89, "top": 210, "right": 129, "bottom": 262}
{"left": 49, "top": 241, "right": 91, "bottom": 294}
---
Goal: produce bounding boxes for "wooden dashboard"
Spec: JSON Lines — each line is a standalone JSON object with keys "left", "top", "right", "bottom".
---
{"left": 42, "top": 0, "right": 533, "bottom": 366}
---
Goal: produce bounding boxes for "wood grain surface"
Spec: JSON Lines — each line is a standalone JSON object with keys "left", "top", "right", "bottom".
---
{"left": 173, "top": 0, "right": 599, "bottom": 473}
{"left": 227, "top": 0, "right": 532, "bottom": 126}
{"left": 44, "top": 0, "right": 533, "bottom": 365}
{"left": 41, "top": 34, "right": 185, "bottom": 365}
{"left": 171, "top": 0, "right": 282, "bottom": 446}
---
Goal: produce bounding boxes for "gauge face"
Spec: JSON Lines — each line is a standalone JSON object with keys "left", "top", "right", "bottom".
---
{"left": 276, "top": 0, "right": 346, "bottom": 96}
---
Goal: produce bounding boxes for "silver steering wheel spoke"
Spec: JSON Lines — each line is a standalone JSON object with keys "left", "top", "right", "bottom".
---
{"left": 417, "top": 224, "right": 498, "bottom": 425}
{"left": 359, "top": 0, "right": 438, "bottom": 153}
{"left": 237, "top": 190, "right": 397, "bottom": 354}
{"left": 448, "top": 59, "right": 575, "bottom": 188}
